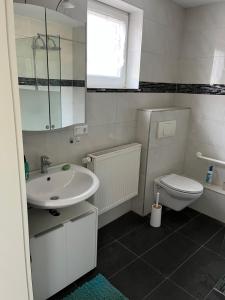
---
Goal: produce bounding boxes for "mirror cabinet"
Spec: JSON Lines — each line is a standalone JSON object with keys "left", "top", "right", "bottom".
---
{"left": 14, "top": 3, "right": 86, "bottom": 131}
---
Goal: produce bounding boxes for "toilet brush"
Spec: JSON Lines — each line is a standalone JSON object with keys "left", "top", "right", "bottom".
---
{"left": 150, "top": 192, "right": 162, "bottom": 228}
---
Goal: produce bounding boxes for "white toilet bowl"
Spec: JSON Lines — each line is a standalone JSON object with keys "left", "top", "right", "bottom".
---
{"left": 154, "top": 174, "right": 203, "bottom": 211}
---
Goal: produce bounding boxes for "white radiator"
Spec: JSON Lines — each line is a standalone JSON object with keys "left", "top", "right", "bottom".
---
{"left": 87, "top": 143, "right": 142, "bottom": 214}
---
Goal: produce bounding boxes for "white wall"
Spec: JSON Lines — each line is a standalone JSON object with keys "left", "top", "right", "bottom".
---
{"left": 140, "top": 0, "right": 184, "bottom": 83}
{"left": 178, "top": 2, "right": 225, "bottom": 85}
{"left": 174, "top": 2, "right": 225, "bottom": 222}
{"left": 19, "top": 0, "right": 184, "bottom": 171}
{"left": 175, "top": 2, "right": 225, "bottom": 183}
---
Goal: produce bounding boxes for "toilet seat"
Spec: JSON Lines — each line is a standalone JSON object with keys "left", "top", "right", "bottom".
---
{"left": 160, "top": 174, "right": 203, "bottom": 194}
{"left": 154, "top": 174, "right": 203, "bottom": 211}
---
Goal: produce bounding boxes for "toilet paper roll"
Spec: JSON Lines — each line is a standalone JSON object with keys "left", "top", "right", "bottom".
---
{"left": 150, "top": 204, "right": 162, "bottom": 228}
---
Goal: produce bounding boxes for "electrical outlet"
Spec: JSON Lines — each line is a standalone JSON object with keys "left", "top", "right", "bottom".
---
{"left": 74, "top": 124, "right": 88, "bottom": 136}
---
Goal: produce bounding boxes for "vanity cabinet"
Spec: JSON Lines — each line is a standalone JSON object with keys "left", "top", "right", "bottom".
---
{"left": 30, "top": 225, "right": 67, "bottom": 299}
{"left": 66, "top": 212, "right": 96, "bottom": 283}
{"left": 29, "top": 202, "right": 98, "bottom": 300}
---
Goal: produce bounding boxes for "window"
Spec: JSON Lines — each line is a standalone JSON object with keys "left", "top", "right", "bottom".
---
{"left": 87, "top": 0, "right": 129, "bottom": 88}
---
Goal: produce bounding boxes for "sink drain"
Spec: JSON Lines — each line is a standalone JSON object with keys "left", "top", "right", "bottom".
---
{"left": 50, "top": 196, "right": 60, "bottom": 200}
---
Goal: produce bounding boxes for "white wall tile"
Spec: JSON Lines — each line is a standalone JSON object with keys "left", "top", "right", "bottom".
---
{"left": 86, "top": 93, "right": 117, "bottom": 126}
{"left": 174, "top": 93, "right": 225, "bottom": 185}
{"left": 184, "top": 3, "right": 225, "bottom": 32}
{"left": 175, "top": 1, "right": 225, "bottom": 223}
{"left": 179, "top": 2, "right": 225, "bottom": 85}
{"left": 20, "top": 0, "right": 183, "bottom": 172}
{"left": 142, "top": 19, "right": 167, "bottom": 55}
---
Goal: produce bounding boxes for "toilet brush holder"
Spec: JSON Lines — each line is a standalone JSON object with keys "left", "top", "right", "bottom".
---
{"left": 150, "top": 204, "right": 162, "bottom": 228}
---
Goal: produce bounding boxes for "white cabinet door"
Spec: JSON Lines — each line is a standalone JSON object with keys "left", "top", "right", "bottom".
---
{"left": 30, "top": 225, "right": 67, "bottom": 300}
{"left": 65, "top": 211, "right": 97, "bottom": 283}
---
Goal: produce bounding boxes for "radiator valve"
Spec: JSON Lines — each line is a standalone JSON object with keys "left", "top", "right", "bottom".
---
{"left": 82, "top": 157, "right": 92, "bottom": 164}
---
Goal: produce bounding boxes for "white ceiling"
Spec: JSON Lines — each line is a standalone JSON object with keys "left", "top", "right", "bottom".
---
{"left": 173, "top": 0, "right": 225, "bottom": 7}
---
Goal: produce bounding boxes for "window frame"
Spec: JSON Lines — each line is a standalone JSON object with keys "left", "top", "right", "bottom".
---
{"left": 87, "top": 0, "right": 129, "bottom": 88}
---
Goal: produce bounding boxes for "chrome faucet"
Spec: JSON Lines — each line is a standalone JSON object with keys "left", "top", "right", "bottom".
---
{"left": 41, "top": 155, "right": 51, "bottom": 174}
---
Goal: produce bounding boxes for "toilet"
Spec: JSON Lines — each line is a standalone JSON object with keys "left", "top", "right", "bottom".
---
{"left": 154, "top": 174, "right": 203, "bottom": 211}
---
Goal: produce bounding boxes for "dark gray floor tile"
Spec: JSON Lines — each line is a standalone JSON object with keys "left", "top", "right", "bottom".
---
{"left": 145, "top": 280, "right": 195, "bottom": 300}
{"left": 206, "top": 290, "right": 225, "bottom": 300}
{"left": 162, "top": 208, "right": 199, "bottom": 230}
{"left": 171, "top": 248, "right": 225, "bottom": 299}
{"left": 97, "top": 240, "right": 136, "bottom": 278}
{"left": 180, "top": 214, "right": 223, "bottom": 245}
{"left": 119, "top": 223, "right": 172, "bottom": 255}
{"left": 98, "top": 226, "right": 115, "bottom": 249}
{"left": 110, "top": 259, "right": 164, "bottom": 300}
{"left": 142, "top": 232, "right": 199, "bottom": 276}
{"left": 182, "top": 207, "right": 200, "bottom": 219}
{"left": 205, "top": 228, "right": 225, "bottom": 258}
{"left": 103, "top": 211, "right": 145, "bottom": 239}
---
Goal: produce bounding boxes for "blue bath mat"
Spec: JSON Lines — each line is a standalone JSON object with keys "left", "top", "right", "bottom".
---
{"left": 63, "top": 274, "right": 128, "bottom": 300}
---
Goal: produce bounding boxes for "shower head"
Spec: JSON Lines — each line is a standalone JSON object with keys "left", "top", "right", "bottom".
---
{"left": 32, "top": 34, "right": 46, "bottom": 50}
{"left": 56, "top": 0, "right": 75, "bottom": 11}
{"left": 47, "top": 36, "right": 61, "bottom": 51}
{"left": 32, "top": 34, "right": 61, "bottom": 51}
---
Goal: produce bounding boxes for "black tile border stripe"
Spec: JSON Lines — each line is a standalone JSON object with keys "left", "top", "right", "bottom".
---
{"left": 177, "top": 84, "right": 225, "bottom": 95}
{"left": 87, "top": 82, "right": 225, "bottom": 95}
{"left": 18, "top": 78, "right": 225, "bottom": 95}
{"left": 18, "top": 77, "right": 85, "bottom": 87}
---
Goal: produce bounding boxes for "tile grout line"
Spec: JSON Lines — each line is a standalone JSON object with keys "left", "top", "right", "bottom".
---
{"left": 177, "top": 223, "right": 225, "bottom": 248}
{"left": 106, "top": 237, "right": 167, "bottom": 282}
{"left": 112, "top": 228, "right": 200, "bottom": 300}
{"left": 98, "top": 221, "right": 145, "bottom": 251}
{"left": 106, "top": 212, "right": 205, "bottom": 283}
{"left": 168, "top": 278, "right": 198, "bottom": 300}
{"left": 98, "top": 239, "right": 116, "bottom": 252}
{"left": 99, "top": 212, "right": 223, "bottom": 255}
{"left": 203, "top": 289, "right": 215, "bottom": 300}
{"left": 166, "top": 226, "right": 225, "bottom": 280}
{"left": 135, "top": 213, "right": 203, "bottom": 260}
{"left": 141, "top": 278, "right": 168, "bottom": 300}
{"left": 108, "top": 257, "right": 139, "bottom": 280}
{"left": 140, "top": 275, "right": 198, "bottom": 300}
{"left": 203, "top": 244, "right": 225, "bottom": 261}
{"left": 99, "top": 210, "right": 200, "bottom": 254}
{"left": 116, "top": 239, "right": 164, "bottom": 276}
{"left": 213, "top": 288, "right": 225, "bottom": 297}
{"left": 99, "top": 212, "right": 225, "bottom": 300}
{"left": 138, "top": 223, "right": 225, "bottom": 300}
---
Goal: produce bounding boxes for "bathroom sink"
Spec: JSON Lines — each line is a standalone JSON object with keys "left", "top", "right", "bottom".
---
{"left": 26, "top": 164, "right": 100, "bottom": 209}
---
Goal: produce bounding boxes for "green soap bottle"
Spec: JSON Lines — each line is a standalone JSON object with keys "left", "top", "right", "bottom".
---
{"left": 24, "top": 155, "right": 30, "bottom": 181}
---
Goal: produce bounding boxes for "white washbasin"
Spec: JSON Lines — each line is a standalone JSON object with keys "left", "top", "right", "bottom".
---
{"left": 26, "top": 164, "right": 99, "bottom": 209}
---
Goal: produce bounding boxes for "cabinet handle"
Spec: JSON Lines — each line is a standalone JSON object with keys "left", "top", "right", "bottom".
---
{"left": 34, "top": 224, "right": 64, "bottom": 238}
{"left": 70, "top": 210, "right": 94, "bottom": 223}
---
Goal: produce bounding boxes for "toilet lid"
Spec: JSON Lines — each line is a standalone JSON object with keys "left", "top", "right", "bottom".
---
{"left": 160, "top": 174, "right": 203, "bottom": 194}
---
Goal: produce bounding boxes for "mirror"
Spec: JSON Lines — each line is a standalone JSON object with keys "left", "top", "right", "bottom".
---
{"left": 14, "top": 4, "right": 86, "bottom": 131}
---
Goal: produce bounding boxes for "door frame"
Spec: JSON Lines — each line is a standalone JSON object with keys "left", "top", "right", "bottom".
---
{"left": 0, "top": 0, "right": 33, "bottom": 298}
